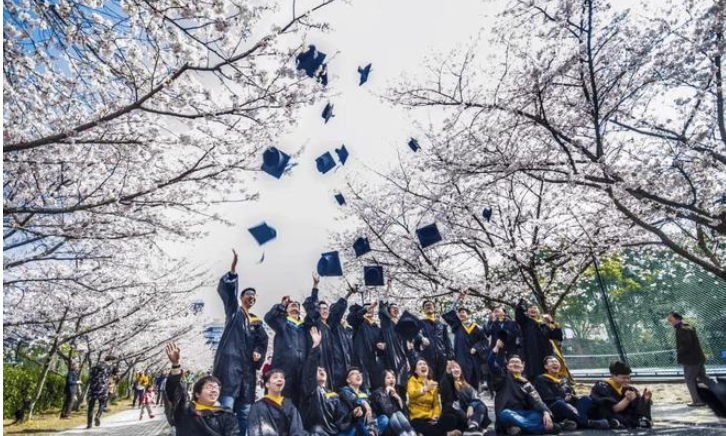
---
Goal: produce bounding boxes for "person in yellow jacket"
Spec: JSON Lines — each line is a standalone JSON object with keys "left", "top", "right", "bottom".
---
{"left": 407, "top": 359, "right": 444, "bottom": 436}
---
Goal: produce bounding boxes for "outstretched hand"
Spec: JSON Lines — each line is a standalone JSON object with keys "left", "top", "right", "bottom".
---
{"left": 312, "top": 272, "right": 320, "bottom": 287}
{"left": 165, "top": 342, "right": 180, "bottom": 365}
{"left": 231, "top": 249, "right": 238, "bottom": 274}
{"left": 310, "top": 326, "right": 322, "bottom": 348}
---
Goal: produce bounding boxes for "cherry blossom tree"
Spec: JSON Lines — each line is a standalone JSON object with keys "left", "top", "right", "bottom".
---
{"left": 391, "top": 0, "right": 726, "bottom": 281}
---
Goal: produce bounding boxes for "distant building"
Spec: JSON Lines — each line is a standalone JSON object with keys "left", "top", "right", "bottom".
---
{"left": 203, "top": 322, "right": 224, "bottom": 351}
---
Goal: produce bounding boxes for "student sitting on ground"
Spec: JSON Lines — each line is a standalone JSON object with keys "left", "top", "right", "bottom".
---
{"left": 339, "top": 367, "right": 378, "bottom": 436}
{"left": 532, "top": 356, "right": 611, "bottom": 430}
{"left": 439, "top": 361, "right": 491, "bottom": 436}
{"left": 164, "top": 343, "right": 239, "bottom": 436}
{"left": 408, "top": 359, "right": 446, "bottom": 436}
{"left": 487, "top": 341, "right": 559, "bottom": 435}
{"left": 301, "top": 327, "right": 347, "bottom": 436}
{"left": 247, "top": 368, "right": 308, "bottom": 436}
{"left": 369, "top": 370, "right": 416, "bottom": 436}
{"left": 589, "top": 361, "right": 652, "bottom": 429}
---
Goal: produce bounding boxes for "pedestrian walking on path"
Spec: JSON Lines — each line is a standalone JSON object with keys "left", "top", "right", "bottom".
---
{"left": 667, "top": 311, "right": 710, "bottom": 407}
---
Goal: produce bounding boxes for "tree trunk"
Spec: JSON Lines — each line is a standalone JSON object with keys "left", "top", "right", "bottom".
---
{"left": 26, "top": 308, "right": 69, "bottom": 420}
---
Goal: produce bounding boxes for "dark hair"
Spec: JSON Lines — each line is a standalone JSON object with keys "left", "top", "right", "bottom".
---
{"left": 609, "top": 361, "right": 632, "bottom": 376}
{"left": 413, "top": 358, "right": 431, "bottom": 379}
{"left": 507, "top": 354, "right": 523, "bottom": 363}
{"left": 457, "top": 307, "right": 470, "bottom": 315}
{"left": 263, "top": 369, "right": 285, "bottom": 384}
{"left": 345, "top": 367, "right": 362, "bottom": 380}
{"left": 422, "top": 300, "right": 434, "bottom": 308}
{"left": 668, "top": 312, "right": 683, "bottom": 320}
{"left": 318, "top": 301, "right": 328, "bottom": 307}
{"left": 192, "top": 375, "right": 221, "bottom": 400}
{"left": 383, "top": 369, "right": 396, "bottom": 381}
{"left": 543, "top": 355, "right": 559, "bottom": 366}
{"left": 241, "top": 287, "right": 256, "bottom": 296}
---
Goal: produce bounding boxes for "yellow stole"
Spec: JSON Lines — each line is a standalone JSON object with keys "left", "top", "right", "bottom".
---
{"left": 264, "top": 394, "right": 285, "bottom": 407}
{"left": 605, "top": 379, "right": 624, "bottom": 396}
{"left": 286, "top": 316, "right": 303, "bottom": 327}
{"left": 193, "top": 401, "right": 218, "bottom": 411}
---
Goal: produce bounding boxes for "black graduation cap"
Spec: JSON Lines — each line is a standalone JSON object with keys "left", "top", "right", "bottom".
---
{"left": 316, "top": 152, "right": 337, "bottom": 174}
{"left": 482, "top": 207, "right": 493, "bottom": 222}
{"left": 248, "top": 222, "right": 277, "bottom": 245}
{"left": 261, "top": 147, "right": 291, "bottom": 179}
{"left": 408, "top": 138, "right": 420, "bottom": 152}
{"left": 416, "top": 223, "right": 442, "bottom": 248}
{"left": 319, "top": 71, "right": 329, "bottom": 87}
{"left": 364, "top": 266, "right": 384, "bottom": 286}
{"left": 395, "top": 311, "right": 422, "bottom": 340}
{"left": 358, "top": 63, "right": 372, "bottom": 85}
{"left": 296, "top": 45, "right": 327, "bottom": 78}
{"left": 334, "top": 193, "right": 346, "bottom": 205}
{"left": 353, "top": 237, "right": 371, "bottom": 257}
{"left": 317, "top": 251, "right": 343, "bottom": 277}
{"left": 335, "top": 145, "right": 349, "bottom": 165}
{"left": 322, "top": 102, "right": 335, "bottom": 123}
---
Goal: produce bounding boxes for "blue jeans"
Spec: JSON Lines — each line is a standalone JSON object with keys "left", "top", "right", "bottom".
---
{"left": 498, "top": 409, "right": 546, "bottom": 435}
{"left": 377, "top": 415, "right": 390, "bottom": 435}
{"left": 219, "top": 395, "right": 251, "bottom": 436}
{"left": 338, "top": 420, "right": 369, "bottom": 436}
{"left": 549, "top": 397, "right": 592, "bottom": 427}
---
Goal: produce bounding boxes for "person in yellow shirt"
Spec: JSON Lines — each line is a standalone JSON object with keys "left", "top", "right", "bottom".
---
{"left": 408, "top": 359, "right": 443, "bottom": 436}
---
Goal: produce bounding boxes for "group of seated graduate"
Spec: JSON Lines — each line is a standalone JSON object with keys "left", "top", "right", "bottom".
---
{"left": 164, "top": 259, "right": 654, "bottom": 436}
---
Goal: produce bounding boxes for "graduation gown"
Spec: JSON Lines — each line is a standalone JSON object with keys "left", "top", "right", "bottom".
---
{"left": 332, "top": 319, "right": 354, "bottom": 390}
{"left": 416, "top": 315, "right": 454, "bottom": 381}
{"left": 265, "top": 304, "right": 307, "bottom": 406}
{"left": 165, "top": 373, "right": 239, "bottom": 436}
{"left": 378, "top": 302, "right": 412, "bottom": 389}
{"left": 442, "top": 309, "right": 487, "bottom": 388}
{"left": 485, "top": 317, "right": 521, "bottom": 359}
{"left": 347, "top": 305, "right": 385, "bottom": 390}
{"left": 247, "top": 397, "right": 308, "bottom": 436}
{"left": 515, "top": 300, "right": 563, "bottom": 380}
{"left": 589, "top": 380, "right": 652, "bottom": 427}
{"left": 213, "top": 273, "right": 268, "bottom": 403}
{"left": 300, "top": 345, "right": 346, "bottom": 435}
{"left": 303, "top": 289, "right": 349, "bottom": 391}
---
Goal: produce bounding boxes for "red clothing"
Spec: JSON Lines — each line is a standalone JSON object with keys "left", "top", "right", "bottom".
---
{"left": 141, "top": 391, "right": 155, "bottom": 405}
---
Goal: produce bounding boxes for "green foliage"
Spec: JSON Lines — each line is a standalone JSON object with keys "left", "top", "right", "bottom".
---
{"left": 3, "top": 365, "right": 65, "bottom": 419}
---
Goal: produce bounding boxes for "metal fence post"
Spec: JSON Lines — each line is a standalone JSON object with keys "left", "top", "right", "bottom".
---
{"left": 591, "top": 254, "right": 628, "bottom": 365}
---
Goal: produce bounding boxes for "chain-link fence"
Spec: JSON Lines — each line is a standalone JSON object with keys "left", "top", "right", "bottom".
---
{"left": 556, "top": 252, "right": 726, "bottom": 374}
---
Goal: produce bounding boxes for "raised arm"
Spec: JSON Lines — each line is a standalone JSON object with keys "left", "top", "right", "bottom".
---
{"left": 264, "top": 298, "right": 289, "bottom": 333}
{"left": 303, "top": 327, "right": 323, "bottom": 397}
{"left": 328, "top": 297, "right": 348, "bottom": 328}
{"left": 164, "top": 342, "right": 188, "bottom": 424}
{"left": 218, "top": 252, "right": 240, "bottom": 317}
{"left": 303, "top": 286, "right": 321, "bottom": 326}
{"left": 515, "top": 298, "right": 528, "bottom": 326}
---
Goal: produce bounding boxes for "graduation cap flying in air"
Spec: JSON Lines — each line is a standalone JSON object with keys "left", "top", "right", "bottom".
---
{"left": 296, "top": 45, "right": 327, "bottom": 78}
{"left": 482, "top": 207, "right": 493, "bottom": 222}
{"left": 335, "top": 145, "right": 349, "bottom": 165}
{"left": 358, "top": 63, "right": 372, "bottom": 86}
{"left": 416, "top": 223, "right": 443, "bottom": 249}
{"left": 408, "top": 138, "right": 420, "bottom": 152}
{"left": 364, "top": 265, "right": 384, "bottom": 286}
{"left": 316, "top": 152, "right": 337, "bottom": 174}
{"left": 317, "top": 251, "right": 343, "bottom": 277}
{"left": 395, "top": 311, "right": 422, "bottom": 341}
{"left": 322, "top": 102, "right": 335, "bottom": 123}
{"left": 334, "top": 193, "right": 346, "bottom": 206}
{"left": 353, "top": 237, "right": 371, "bottom": 257}
{"left": 260, "top": 147, "right": 291, "bottom": 179}
{"left": 248, "top": 222, "right": 277, "bottom": 246}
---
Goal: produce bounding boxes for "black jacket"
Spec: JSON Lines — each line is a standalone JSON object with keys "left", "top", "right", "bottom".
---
{"left": 165, "top": 373, "right": 239, "bottom": 436}
{"left": 347, "top": 305, "right": 385, "bottom": 390}
{"left": 515, "top": 300, "right": 563, "bottom": 380}
{"left": 369, "top": 387, "right": 403, "bottom": 417}
{"left": 416, "top": 316, "right": 454, "bottom": 381}
{"left": 532, "top": 374, "right": 576, "bottom": 407}
{"left": 675, "top": 322, "right": 706, "bottom": 365}
{"left": 300, "top": 344, "right": 347, "bottom": 435}
{"left": 265, "top": 302, "right": 307, "bottom": 403}
{"left": 442, "top": 309, "right": 487, "bottom": 388}
{"left": 213, "top": 273, "right": 268, "bottom": 402}
{"left": 487, "top": 351, "right": 550, "bottom": 418}
{"left": 303, "top": 289, "right": 349, "bottom": 391}
{"left": 379, "top": 302, "right": 413, "bottom": 388}
{"left": 65, "top": 370, "right": 80, "bottom": 395}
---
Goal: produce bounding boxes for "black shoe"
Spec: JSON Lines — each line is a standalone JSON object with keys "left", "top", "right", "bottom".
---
{"left": 587, "top": 419, "right": 610, "bottom": 430}
{"left": 608, "top": 418, "right": 624, "bottom": 429}
{"left": 550, "top": 423, "right": 562, "bottom": 434}
{"left": 637, "top": 417, "right": 652, "bottom": 428}
{"left": 94, "top": 416, "right": 101, "bottom": 427}
{"left": 561, "top": 420, "right": 577, "bottom": 431}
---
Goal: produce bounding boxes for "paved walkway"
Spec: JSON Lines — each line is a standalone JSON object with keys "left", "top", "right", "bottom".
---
{"left": 53, "top": 402, "right": 726, "bottom": 436}
{"left": 59, "top": 405, "right": 170, "bottom": 436}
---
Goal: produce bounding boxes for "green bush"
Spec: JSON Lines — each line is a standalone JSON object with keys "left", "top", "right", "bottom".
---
{"left": 3, "top": 365, "right": 66, "bottom": 419}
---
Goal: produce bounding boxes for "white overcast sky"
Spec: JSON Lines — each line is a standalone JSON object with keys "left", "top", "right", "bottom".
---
{"left": 183, "top": 0, "right": 503, "bottom": 320}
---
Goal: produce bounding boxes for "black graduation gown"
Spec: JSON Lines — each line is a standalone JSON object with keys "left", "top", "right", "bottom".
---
{"left": 265, "top": 304, "right": 307, "bottom": 406}
{"left": 378, "top": 302, "right": 412, "bottom": 389}
{"left": 300, "top": 345, "right": 346, "bottom": 435}
{"left": 165, "top": 373, "right": 239, "bottom": 436}
{"left": 303, "top": 289, "right": 349, "bottom": 391}
{"left": 442, "top": 309, "right": 487, "bottom": 388}
{"left": 247, "top": 397, "right": 308, "bottom": 436}
{"left": 532, "top": 374, "right": 577, "bottom": 407}
{"left": 346, "top": 305, "right": 385, "bottom": 390}
{"left": 213, "top": 273, "right": 269, "bottom": 403}
{"left": 485, "top": 317, "right": 521, "bottom": 359}
{"left": 515, "top": 301, "right": 563, "bottom": 380}
{"left": 416, "top": 316, "right": 454, "bottom": 381}
{"left": 332, "top": 319, "right": 354, "bottom": 390}
{"left": 589, "top": 381, "right": 652, "bottom": 427}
